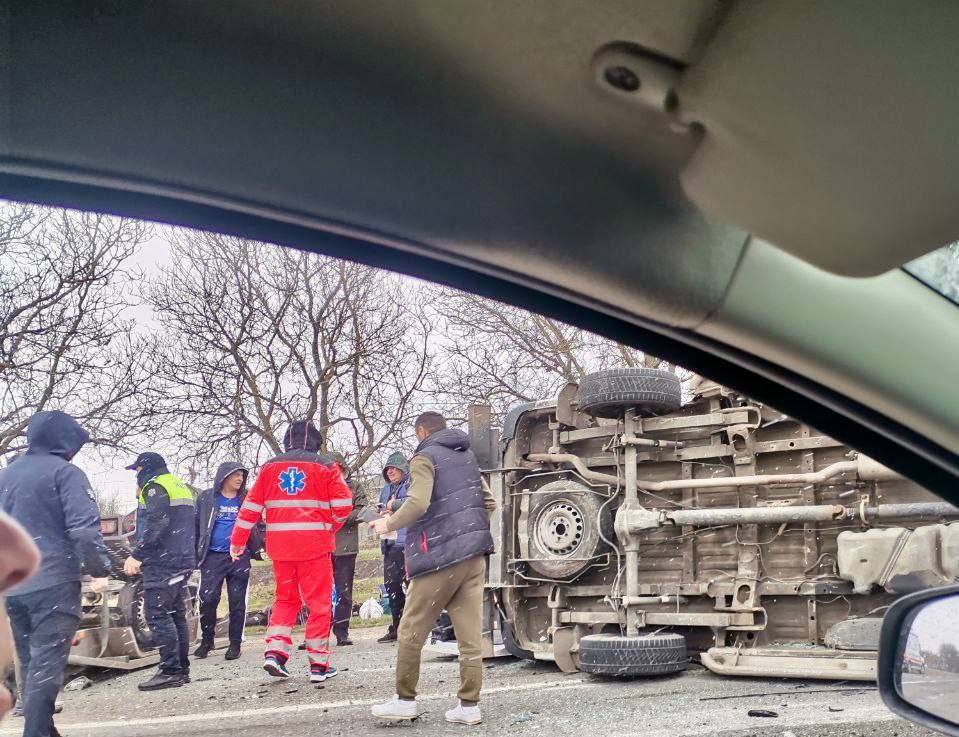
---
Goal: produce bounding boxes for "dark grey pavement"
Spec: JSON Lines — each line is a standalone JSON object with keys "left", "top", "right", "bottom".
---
{"left": 0, "top": 626, "right": 936, "bottom": 737}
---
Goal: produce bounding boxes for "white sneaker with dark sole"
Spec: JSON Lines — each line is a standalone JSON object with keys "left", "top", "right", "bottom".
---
{"left": 310, "top": 666, "right": 338, "bottom": 683}
{"left": 371, "top": 696, "right": 420, "bottom": 721}
{"left": 445, "top": 702, "right": 482, "bottom": 725}
{"left": 263, "top": 658, "right": 290, "bottom": 678}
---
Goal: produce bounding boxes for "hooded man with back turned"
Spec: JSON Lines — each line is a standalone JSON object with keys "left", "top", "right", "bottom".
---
{"left": 0, "top": 411, "right": 110, "bottom": 737}
{"left": 230, "top": 420, "right": 352, "bottom": 683}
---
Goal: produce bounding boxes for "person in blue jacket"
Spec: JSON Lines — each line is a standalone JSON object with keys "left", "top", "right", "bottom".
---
{"left": 0, "top": 411, "right": 110, "bottom": 737}
{"left": 377, "top": 451, "right": 409, "bottom": 643}
{"left": 193, "top": 461, "right": 264, "bottom": 660}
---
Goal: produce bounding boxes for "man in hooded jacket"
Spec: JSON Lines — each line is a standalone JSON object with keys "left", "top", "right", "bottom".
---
{"left": 230, "top": 420, "right": 352, "bottom": 683}
{"left": 0, "top": 411, "right": 111, "bottom": 737}
{"left": 122, "top": 451, "right": 196, "bottom": 691}
{"left": 377, "top": 451, "right": 410, "bottom": 643}
{"left": 194, "top": 461, "right": 264, "bottom": 660}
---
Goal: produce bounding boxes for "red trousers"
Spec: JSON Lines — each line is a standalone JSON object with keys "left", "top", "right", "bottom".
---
{"left": 265, "top": 555, "right": 333, "bottom": 668}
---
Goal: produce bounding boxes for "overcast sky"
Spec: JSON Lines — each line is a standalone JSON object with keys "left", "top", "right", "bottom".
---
{"left": 909, "top": 593, "right": 959, "bottom": 656}
{"left": 74, "top": 230, "right": 172, "bottom": 511}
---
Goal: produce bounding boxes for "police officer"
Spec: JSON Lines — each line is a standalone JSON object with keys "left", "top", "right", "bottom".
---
{"left": 122, "top": 452, "right": 196, "bottom": 691}
{"left": 0, "top": 411, "right": 111, "bottom": 737}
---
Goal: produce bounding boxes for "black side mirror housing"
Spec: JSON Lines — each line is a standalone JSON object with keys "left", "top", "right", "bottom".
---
{"left": 879, "top": 584, "right": 959, "bottom": 736}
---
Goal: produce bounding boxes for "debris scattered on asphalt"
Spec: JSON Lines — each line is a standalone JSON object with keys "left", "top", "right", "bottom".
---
{"left": 511, "top": 714, "right": 534, "bottom": 724}
{"left": 747, "top": 709, "right": 779, "bottom": 718}
{"left": 64, "top": 676, "right": 93, "bottom": 692}
{"left": 783, "top": 730, "right": 797, "bottom": 737}
{"left": 701, "top": 687, "right": 875, "bottom": 701}
{"left": 829, "top": 706, "right": 845, "bottom": 712}
{"left": 284, "top": 688, "right": 299, "bottom": 694}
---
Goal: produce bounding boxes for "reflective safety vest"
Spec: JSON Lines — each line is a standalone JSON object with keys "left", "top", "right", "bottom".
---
{"left": 139, "top": 472, "right": 195, "bottom": 508}
{"left": 134, "top": 472, "right": 196, "bottom": 575}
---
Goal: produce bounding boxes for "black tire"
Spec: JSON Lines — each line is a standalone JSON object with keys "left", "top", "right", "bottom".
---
{"left": 501, "top": 616, "right": 535, "bottom": 661}
{"left": 118, "top": 580, "right": 155, "bottom": 650}
{"left": 526, "top": 480, "right": 613, "bottom": 580}
{"left": 431, "top": 611, "right": 456, "bottom": 642}
{"left": 578, "top": 633, "right": 688, "bottom": 677}
{"left": 501, "top": 400, "right": 552, "bottom": 445}
{"left": 577, "top": 368, "right": 682, "bottom": 418}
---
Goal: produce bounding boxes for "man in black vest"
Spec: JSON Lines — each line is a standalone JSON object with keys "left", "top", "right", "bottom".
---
{"left": 369, "top": 412, "right": 495, "bottom": 726}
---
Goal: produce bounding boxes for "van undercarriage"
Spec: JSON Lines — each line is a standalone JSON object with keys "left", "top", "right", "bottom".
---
{"left": 480, "top": 370, "right": 959, "bottom": 679}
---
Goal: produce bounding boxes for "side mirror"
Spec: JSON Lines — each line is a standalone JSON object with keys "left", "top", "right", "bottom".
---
{"left": 879, "top": 584, "right": 959, "bottom": 735}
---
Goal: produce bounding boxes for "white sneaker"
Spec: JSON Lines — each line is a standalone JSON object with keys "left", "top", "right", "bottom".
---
{"left": 371, "top": 695, "right": 420, "bottom": 721}
{"left": 445, "top": 702, "right": 482, "bottom": 725}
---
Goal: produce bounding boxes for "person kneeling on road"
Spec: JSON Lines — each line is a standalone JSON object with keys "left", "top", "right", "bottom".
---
{"left": 369, "top": 412, "right": 496, "bottom": 727}
{"left": 123, "top": 452, "right": 197, "bottom": 691}
{"left": 230, "top": 420, "right": 352, "bottom": 683}
{"left": 194, "top": 461, "right": 264, "bottom": 661}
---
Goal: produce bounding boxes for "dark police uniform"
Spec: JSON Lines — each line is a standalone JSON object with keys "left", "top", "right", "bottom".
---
{"left": 131, "top": 466, "right": 196, "bottom": 685}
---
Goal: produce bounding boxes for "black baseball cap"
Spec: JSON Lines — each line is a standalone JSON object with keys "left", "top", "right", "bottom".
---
{"left": 124, "top": 451, "right": 166, "bottom": 471}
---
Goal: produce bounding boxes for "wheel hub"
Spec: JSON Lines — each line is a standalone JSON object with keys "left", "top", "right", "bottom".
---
{"left": 535, "top": 501, "right": 585, "bottom": 556}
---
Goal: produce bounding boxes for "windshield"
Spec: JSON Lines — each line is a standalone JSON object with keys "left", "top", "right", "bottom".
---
{"left": 904, "top": 243, "right": 959, "bottom": 306}
{"left": 1, "top": 199, "right": 958, "bottom": 737}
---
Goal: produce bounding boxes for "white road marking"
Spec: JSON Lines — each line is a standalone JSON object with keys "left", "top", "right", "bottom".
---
{"left": 0, "top": 678, "right": 588, "bottom": 734}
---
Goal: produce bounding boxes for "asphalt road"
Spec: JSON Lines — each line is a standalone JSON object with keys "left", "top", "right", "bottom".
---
{"left": 0, "top": 626, "right": 936, "bottom": 737}
{"left": 902, "top": 669, "right": 959, "bottom": 724}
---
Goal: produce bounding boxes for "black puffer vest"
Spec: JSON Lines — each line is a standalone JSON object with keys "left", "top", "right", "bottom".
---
{"left": 404, "top": 429, "right": 494, "bottom": 578}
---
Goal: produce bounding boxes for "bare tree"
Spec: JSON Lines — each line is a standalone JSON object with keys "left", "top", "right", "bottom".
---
{"left": 143, "top": 231, "right": 432, "bottom": 475}
{"left": 0, "top": 203, "right": 154, "bottom": 459}
{"left": 429, "top": 289, "right": 694, "bottom": 422}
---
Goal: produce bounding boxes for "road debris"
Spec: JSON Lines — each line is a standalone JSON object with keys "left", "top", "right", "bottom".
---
{"left": 701, "top": 686, "right": 876, "bottom": 701}
{"left": 748, "top": 710, "right": 779, "bottom": 718}
{"left": 63, "top": 676, "right": 93, "bottom": 692}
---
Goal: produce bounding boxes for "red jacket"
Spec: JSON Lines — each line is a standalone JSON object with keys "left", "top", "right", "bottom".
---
{"left": 230, "top": 450, "right": 352, "bottom": 561}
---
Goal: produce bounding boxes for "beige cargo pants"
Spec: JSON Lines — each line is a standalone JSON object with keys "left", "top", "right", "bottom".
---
{"left": 395, "top": 555, "right": 485, "bottom": 705}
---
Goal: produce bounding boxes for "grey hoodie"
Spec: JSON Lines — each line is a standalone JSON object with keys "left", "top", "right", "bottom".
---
{"left": 0, "top": 411, "right": 110, "bottom": 595}
{"left": 194, "top": 461, "right": 264, "bottom": 565}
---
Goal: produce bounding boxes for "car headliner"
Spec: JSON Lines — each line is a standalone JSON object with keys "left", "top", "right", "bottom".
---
{"left": 0, "top": 2, "right": 957, "bottom": 490}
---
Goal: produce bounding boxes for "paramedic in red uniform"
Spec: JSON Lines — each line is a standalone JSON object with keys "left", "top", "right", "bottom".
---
{"left": 229, "top": 420, "right": 352, "bottom": 683}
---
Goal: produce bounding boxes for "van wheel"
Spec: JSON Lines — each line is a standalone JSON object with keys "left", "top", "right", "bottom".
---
{"left": 577, "top": 368, "right": 682, "bottom": 418}
{"left": 526, "top": 480, "right": 613, "bottom": 580}
{"left": 501, "top": 616, "right": 535, "bottom": 661}
{"left": 117, "top": 581, "right": 155, "bottom": 650}
{"left": 578, "top": 633, "right": 688, "bottom": 677}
